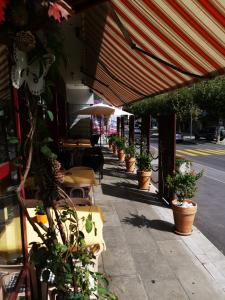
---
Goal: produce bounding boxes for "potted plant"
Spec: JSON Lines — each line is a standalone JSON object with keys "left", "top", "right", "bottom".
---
{"left": 111, "top": 136, "right": 119, "bottom": 156}
{"left": 30, "top": 205, "right": 117, "bottom": 300}
{"left": 35, "top": 204, "right": 48, "bottom": 224}
{"left": 136, "top": 152, "right": 152, "bottom": 190}
{"left": 166, "top": 169, "right": 203, "bottom": 235}
{"left": 125, "top": 145, "right": 136, "bottom": 172}
{"left": 115, "top": 137, "right": 125, "bottom": 162}
{"left": 175, "top": 156, "right": 191, "bottom": 174}
{"left": 108, "top": 135, "right": 116, "bottom": 150}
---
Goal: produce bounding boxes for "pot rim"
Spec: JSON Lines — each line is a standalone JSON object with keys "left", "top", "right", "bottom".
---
{"left": 172, "top": 199, "right": 197, "bottom": 210}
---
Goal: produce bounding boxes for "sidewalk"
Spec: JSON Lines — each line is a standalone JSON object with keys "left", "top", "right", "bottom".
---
{"left": 95, "top": 149, "right": 225, "bottom": 300}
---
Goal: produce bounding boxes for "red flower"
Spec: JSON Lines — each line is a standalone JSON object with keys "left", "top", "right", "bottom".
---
{"left": 48, "top": 0, "right": 71, "bottom": 23}
{"left": 0, "top": 0, "right": 8, "bottom": 24}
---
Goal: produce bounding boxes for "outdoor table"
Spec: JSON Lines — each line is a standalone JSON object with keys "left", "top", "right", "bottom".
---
{"left": 62, "top": 143, "right": 91, "bottom": 149}
{"left": 62, "top": 166, "right": 97, "bottom": 203}
{"left": 61, "top": 139, "right": 91, "bottom": 149}
{"left": 26, "top": 205, "right": 106, "bottom": 251}
{"left": 63, "top": 167, "right": 97, "bottom": 187}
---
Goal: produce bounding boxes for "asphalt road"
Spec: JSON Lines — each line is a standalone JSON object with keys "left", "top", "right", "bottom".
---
{"left": 149, "top": 138, "right": 225, "bottom": 255}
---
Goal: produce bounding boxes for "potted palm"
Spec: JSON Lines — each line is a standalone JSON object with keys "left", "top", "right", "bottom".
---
{"left": 125, "top": 145, "right": 136, "bottom": 172}
{"left": 115, "top": 137, "right": 126, "bottom": 162}
{"left": 136, "top": 153, "right": 152, "bottom": 190}
{"left": 166, "top": 169, "right": 203, "bottom": 235}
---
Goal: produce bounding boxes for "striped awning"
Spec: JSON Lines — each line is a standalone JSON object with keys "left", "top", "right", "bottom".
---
{"left": 0, "top": 44, "right": 10, "bottom": 101}
{"left": 81, "top": 0, "right": 225, "bottom": 106}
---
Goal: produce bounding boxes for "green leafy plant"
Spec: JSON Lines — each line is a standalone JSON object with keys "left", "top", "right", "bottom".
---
{"left": 166, "top": 170, "right": 203, "bottom": 201}
{"left": 35, "top": 204, "right": 46, "bottom": 215}
{"left": 108, "top": 135, "right": 118, "bottom": 144}
{"left": 125, "top": 145, "right": 135, "bottom": 158}
{"left": 136, "top": 153, "right": 152, "bottom": 171}
{"left": 115, "top": 137, "right": 125, "bottom": 150}
{"left": 175, "top": 156, "right": 192, "bottom": 169}
{"left": 30, "top": 207, "right": 117, "bottom": 300}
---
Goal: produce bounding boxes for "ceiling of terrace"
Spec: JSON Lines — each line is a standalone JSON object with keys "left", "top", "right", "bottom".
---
{"left": 77, "top": 0, "right": 225, "bottom": 106}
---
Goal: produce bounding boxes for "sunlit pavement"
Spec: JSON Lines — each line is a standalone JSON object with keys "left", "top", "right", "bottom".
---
{"left": 94, "top": 148, "right": 225, "bottom": 299}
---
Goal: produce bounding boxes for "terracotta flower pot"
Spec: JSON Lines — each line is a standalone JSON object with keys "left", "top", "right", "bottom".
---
{"left": 112, "top": 144, "right": 118, "bottom": 155}
{"left": 108, "top": 142, "right": 112, "bottom": 150}
{"left": 125, "top": 157, "right": 136, "bottom": 172}
{"left": 118, "top": 149, "right": 125, "bottom": 162}
{"left": 36, "top": 214, "right": 48, "bottom": 224}
{"left": 172, "top": 199, "right": 197, "bottom": 236}
{"left": 137, "top": 170, "right": 151, "bottom": 190}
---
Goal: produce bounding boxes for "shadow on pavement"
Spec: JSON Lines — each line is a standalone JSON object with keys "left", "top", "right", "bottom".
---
{"left": 103, "top": 167, "right": 136, "bottom": 180}
{"left": 122, "top": 213, "right": 174, "bottom": 232}
{"left": 101, "top": 182, "right": 163, "bottom": 207}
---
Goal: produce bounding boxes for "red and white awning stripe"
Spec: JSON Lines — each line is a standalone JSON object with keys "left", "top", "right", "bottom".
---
{"left": 0, "top": 44, "right": 10, "bottom": 101}
{"left": 81, "top": 0, "right": 225, "bottom": 106}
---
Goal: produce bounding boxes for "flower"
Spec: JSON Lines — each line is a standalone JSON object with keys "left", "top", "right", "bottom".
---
{"left": 0, "top": 0, "right": 8, "bottom": 24}
{"left": 48, "top": 0, "right": 71, "bottom": 23}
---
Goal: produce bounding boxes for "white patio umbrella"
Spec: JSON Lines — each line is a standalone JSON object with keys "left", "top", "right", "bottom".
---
{"left": 76, "top": 103, "right": 132, "bottom": 117}
{"left": 74, "top": 103, "right": 133, "bottom": 145}
{"left": 112, "top": 107, "right": 133, "bottom": 116}
{"left": 76, "top": 103, "right": 115, "bottom": 116}
{"left": 74, "top": 104, "right": 114, "bottom": 146}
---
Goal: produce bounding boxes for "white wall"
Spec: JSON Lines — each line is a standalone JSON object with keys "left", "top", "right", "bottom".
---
{"left": 67, "top": 85, "right": 94, "bottom": 137}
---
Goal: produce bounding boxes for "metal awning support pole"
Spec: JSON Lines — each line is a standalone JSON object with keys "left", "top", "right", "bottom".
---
{"left": 140, "top": 117, "right": 143, "bottom": 154}
{"left": 146, "top": 115, "right": 151, "bottom": 154}
{"left": 129, "top": 115, "right": 134, "bottom": 145}
{"left": 100, "top": 117, "right": 102, "bottom": 146}
{"left": 117, "top": 117, "right": 121, "bottom": 136}
{"left": 121, "top": 116, "right": 125, "bottom": 138}
{"left": 158, "top": 113, "right": 176, "bottom": 205}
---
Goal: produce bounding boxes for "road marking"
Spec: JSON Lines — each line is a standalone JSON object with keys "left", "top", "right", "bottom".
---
{"left": 196, "top": 149, "right": 225, "bottom": 155}
{"left": 204, "top": 174, "right": 225, "bottom": 184}
{"left": 183, "top": 149, "right": 210, "bottom": 155}
{"left": 176, "top": 149, "right": 197, "bottom": 156}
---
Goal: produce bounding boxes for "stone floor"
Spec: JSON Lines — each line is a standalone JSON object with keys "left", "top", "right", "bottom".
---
{"left": 95, "top": 149, "right": 225, "bottom": 300}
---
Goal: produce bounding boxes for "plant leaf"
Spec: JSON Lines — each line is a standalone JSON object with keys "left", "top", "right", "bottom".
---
{"left": 85, "top": 217, "right": 93, "bottom": 233}
{"left": 8, "top": 136, "right": 19, "bottom": 144}
{"left": 47, "top": 110, "right": 54, "bottom": 121}
{"left": 41, "top": 145, "right": 57, "bottom": 159}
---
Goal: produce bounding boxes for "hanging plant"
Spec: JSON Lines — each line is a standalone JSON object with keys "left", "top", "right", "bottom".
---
{"left": 48, "top": 0, "right": 71, "bottom": 22}
{"left": 0, "top": 0, "right": 8, "bottom": 24}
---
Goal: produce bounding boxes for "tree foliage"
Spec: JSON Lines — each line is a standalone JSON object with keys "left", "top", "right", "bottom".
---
{"left": 125, "top": 75, "right": 225, "bottom": 121}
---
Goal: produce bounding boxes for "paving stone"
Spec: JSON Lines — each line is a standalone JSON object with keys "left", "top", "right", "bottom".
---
{"left": 101, "top": 205, "right": 121, "bottom": 227}
{"left": 102, "top": 246, "right": 136, "bottom": 277}
{"left": 103, "top": 225, "right": 127, "bottom": 248}
{"left": 157, "top": 240, "right": 200, "bottom": 269}
{"left": 139, "top": 207, "right": 179, "bottom": 242}
{"left": 121, "top": 223, "right": 158, "bottom": 253}
{"left": 144, "top": 278, "right": 189, "bottom": 300}
{"left": 113, "top": 202, "right": 138, "bottom": 221}
{"left": 214, "top": 260, "right": 225, "bottom": 278}
{"left": 175, "top": 264, "right": 225, "bottom": 300}
{"left": 132, "top": 251, "right": 176, "bottom": 282}
{"left": 157, "top": 239, "right": 194, "bottom": 257}
{"left": 180, "top": 234, "right": 205, "bottom": 256}
{"left": 108, "top": 275, "right": 148, "bottom": 300}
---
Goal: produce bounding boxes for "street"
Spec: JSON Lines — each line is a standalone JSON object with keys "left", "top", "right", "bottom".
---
{"left": 150, "top": 138, "right": 225, "bottom": 255}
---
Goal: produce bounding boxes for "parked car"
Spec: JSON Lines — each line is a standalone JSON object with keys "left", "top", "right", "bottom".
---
{"left": 194, "top": 126, "right": 225, "bottom": 141}
{"left": 176, "top": 132, "right": 184, "bottom": 143}
{"left": 134, "top": 127, "right": 141, "bottom": 135}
